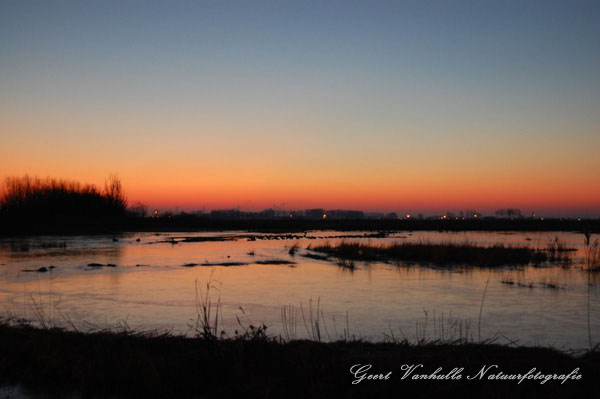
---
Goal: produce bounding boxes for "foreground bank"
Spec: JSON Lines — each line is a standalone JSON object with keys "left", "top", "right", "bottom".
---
{"left": 1, "top": 321, "right": 598, "bottom": 398}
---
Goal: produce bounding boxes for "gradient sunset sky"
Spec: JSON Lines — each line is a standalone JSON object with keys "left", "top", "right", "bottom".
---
{"left": 1, "top": 0, "right": 599, "bottom": 216}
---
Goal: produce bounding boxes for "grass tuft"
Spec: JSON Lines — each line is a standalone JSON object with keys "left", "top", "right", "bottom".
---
{"left": 310, "top": 241, "right": 567, "bottom": 267}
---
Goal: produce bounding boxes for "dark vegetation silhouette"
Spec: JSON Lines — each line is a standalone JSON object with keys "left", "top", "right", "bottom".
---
{"left": 1, "top": 174, "right": 598, "bottom": 234}
{"left": 0, "top": 319, "right": 598, "bottom": 398}
{"left": 311, "top": 241, "right": 569, "bottom": 267}
{"left": 123, "top": 214, "right": 600, "bottom": 234}
{"left": 0, "top": 175, "right": 127, "bottom": 233}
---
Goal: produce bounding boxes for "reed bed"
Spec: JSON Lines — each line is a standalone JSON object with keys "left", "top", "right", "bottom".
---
{"left": 310, "top": 241, "right": 558, "bottom": 267}
{"left": 584, "top": 233, "right": 600, "bottom": 272}
{"left": 0, "top": 175, "right": 127, "bottom": 232}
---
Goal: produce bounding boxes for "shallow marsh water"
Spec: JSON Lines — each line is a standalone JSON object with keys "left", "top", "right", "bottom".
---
{"left": 0, "top": 230, "right": 598, "bottom": 350}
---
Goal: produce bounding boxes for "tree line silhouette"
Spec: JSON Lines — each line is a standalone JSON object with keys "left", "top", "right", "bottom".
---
{"left": 1, "top": 175, "right": 598, "bottom": 234}
{"left": 0, "top": 175, "right": 127, "bottom": 233}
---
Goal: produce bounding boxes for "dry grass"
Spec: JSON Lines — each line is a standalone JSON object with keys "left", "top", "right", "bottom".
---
{"left": 584, "top": 236, "right": 600, "bottom": 272}
{"left": 191, "top": 276, "right": 223, "bottom": 340}
{"left": 311, "top": 241, "right": 552, "bottom": 267}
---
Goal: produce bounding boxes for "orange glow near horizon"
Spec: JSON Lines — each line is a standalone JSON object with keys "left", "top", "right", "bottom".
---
{"left": 1, "top": 134, "right": 600, "bottom": 217}
{"left": 2, "top": 140, "right": 599, "bottom": 216}
{"left": 95, "top": 166, "right": 600, "bottom": 216}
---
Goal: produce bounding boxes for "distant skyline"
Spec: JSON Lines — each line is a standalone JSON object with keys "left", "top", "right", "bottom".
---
{"left": 2, "top": 1, "right": 599, "bottom": 217}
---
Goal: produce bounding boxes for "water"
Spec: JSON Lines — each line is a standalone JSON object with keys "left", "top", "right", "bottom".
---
{"left": 1, "top": 231, "right": 598, "bottom": 350}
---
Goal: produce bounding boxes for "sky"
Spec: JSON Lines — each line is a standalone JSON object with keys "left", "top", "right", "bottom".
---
{"left": 1, "top": 0, "right": 599, "bottom": 217}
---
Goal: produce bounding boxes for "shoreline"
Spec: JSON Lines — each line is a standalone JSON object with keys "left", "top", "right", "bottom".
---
{"left": 1, "top": 320, "right": 599, "bottom": 398}
{"left": 1, "top": 217, "right": 600, "bottom": 236}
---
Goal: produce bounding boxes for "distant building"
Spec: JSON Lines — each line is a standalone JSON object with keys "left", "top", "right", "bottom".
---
{"left": 306, "top": 209, "right": 325, "bottom": 219}
{"left": 495, "top": 209, "right": 522, "bottom": 219}
{"left": 327, "top": 210, "right": 365, "bottom": 220}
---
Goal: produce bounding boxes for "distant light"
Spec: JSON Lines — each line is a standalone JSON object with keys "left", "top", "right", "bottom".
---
{"left": 540, "top": 217, "right": 544, "bottom": 221}
{"left": 289, "top": 214, "right": 294, "bottom": 219}
{"left": 405, "top": 214, "right": 411, "bottom": 219}
{"left": 578, "top": 218, "right": 582, "bottom": 222}
{"left": 322, "top": 213, "right": 327, "bottom": 219}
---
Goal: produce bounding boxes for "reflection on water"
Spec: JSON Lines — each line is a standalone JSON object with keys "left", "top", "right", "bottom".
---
{"left": 0, "top": 231, "right": 598, "bottom": 349}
